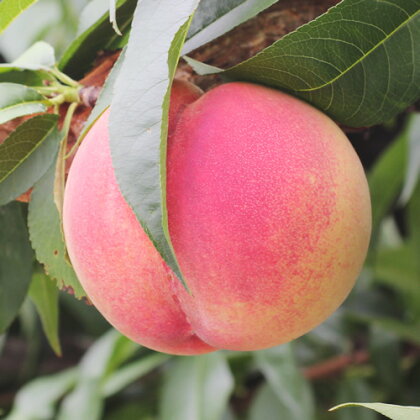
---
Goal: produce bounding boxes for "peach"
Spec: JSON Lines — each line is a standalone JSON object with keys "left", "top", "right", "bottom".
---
{"left": 63, "top": 81, "right": 371, "bottom": 354}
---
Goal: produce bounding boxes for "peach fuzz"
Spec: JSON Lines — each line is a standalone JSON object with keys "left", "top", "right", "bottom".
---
{"left": 63, "top": 80, "right": 371, "bottom": 355}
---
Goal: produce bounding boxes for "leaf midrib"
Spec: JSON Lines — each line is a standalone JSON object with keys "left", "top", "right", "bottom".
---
{"left": 297, "top": 7, "right": 420, "bottom": 92}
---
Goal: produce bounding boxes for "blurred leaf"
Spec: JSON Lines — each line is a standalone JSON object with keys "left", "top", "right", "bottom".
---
{"left": 0, "top": 114, "right": 58, "bottom": 183}
{"left": 374, "top": 244, "right": 420, "bottom": 320}
{"left": 5, "top": 368, "right": 77, "bottom": 420}
{"left": 0, "top": 83, "right": 46, "bottom": 125}
{"left": 368, "top": 127, "right": 407, "bottom": 240}
{"left": 0, "top": 0, "right": 38, "bottom": 34}
{"left": 0, "top": 202, "right": 32, "bottom": 333}
{"left": 58, "top": 330, "right": 142, "bottom": 420}
{"left": 57, "top": 330, "right": 121, "bottom": 420}
{"left": 254, "top": 344, "right": 315, "bottom": 419}
{"left": 104, "top": 402, "right": 155, "bottom": 420}
{"left": 18, "top": 298, "right": 42, "bottom": 380}
{"left": 304, "top": 311, "right": 350, "bottom": 354}
{"left": 407, "top": 181, "right": 420, "bottom": 300}
{"left": 222, "top": 408, "right": 237, "bottom": 420}
{"left": 353, "top": 314, "right": 420, "bottom": 345}
{"left": 160, "top": 353, "right": 234, "bottom": 420}
{"left": 334, "top": 378, "right": 376, "bottom": 420}
{"left": 249, "top": 384, "right": 291, "bottom": 420}
{"left": 331, "top": 403, "right": 420, "bottom": 420}
{"left": 103, "top": 331, "right": 138, "bottom": 375}
{"left": 28, "top": 271, "right": 61, "bottom": 356}
{"left": 58, "top": 0, "right": 136, "bottom": 79}
{"left": 58, "top": 380, "right": 103, "bottom": 420}
{"left": 103, "top": 353, "right": 170, "bottom": 397}
{"left": 400, "top": 113, "right": 420, "bottom": 203}
{"left": 2, "top": 41, "right": 55, "bottom": 70}
{"left": 28, "top": 158, "right": 85, "bottom": 298}
{"left": 0, "top": 41, "right": 56, "bottom": 85}
{"left": 369, "top": 325, "right": 401, "bottom": 393}
{"left": 0, "top": 122, "right": 60, "bottom": 206}
{"left": 188, "top": 0, "right": 420, "bottom": 127}
{"left": 183, "top": 0, "right": 277, "bottom": 54}
{"left": 109, "top": 0, "right": 198, "bottom": 288}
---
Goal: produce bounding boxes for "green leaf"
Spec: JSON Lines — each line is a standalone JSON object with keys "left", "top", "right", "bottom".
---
{"left": 4, "top": 41, "right": 55, "bottom": 70}
{"left": 183, "top": 0, "right": 278, "bottom": 54}
{"left": 0, "top": 82, "right": 46, "bottom": 125}
{"left": 369, "top": 325, "right": 401, "bottom": 392}
{"left": 331, "top": 403, "right": 420, "bottom": 420}
{"left": 4, "top": 368, "right": 77, "bottom": 420}
{"left": 102, "top": 353, "right": 170, "bottom": 397}
{"left": 0, "top": 42, "right": 54, "bottom": 85}
{"left": 0, "top": 0, "right": 38, "bottom": 34}
{"left": 407, "top": 183, "right": 420, "bottom": 320}
{"left": 254, "top": 344, "right": 315, "bottom": 420}
{"left": 249, "top": 384, "right": 293, "bottom": 420}
{"left": 160, "top": 353, "right": 234, "bottom": 420}
{"left": 400, "top": 113, "right": 420, "bottom": 203}
{"left": 57, "top": 330, "right": 135, "bottom": 420}
{"left": 28, "top": 271, "right": 61, "bottom": 356}
{"left": 0, "top": 120, "right": 60, "bottom": 206}
{"left": 109, "top": 0, "right": 199, "bottom": 288}
{"left": 58, "top": 0, "right": 137, "bottom": 79}
{"left": 189, "top": 0, "right": 420, "bottom": 127}
{"left": 0, "top": 201, "right": 33, "bottom": 333}
{"left": 28, "top": 158, "right": 85, "bottom": 298}
{"left": 58, "top": 381, "right": 103, "bottom": 420}
{"left": 0, "top": 114, "right": 58, "bottom": 182}
{"left": 374, "top": 244, "right": 420, "bottom": 320}
{"left": 368, "top": 127, "right": 407, "bottom": 240}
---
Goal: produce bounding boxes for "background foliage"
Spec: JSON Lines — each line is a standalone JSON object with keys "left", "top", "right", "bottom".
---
{"left": 0, "top": 0, "right": 419, "bottom": 419}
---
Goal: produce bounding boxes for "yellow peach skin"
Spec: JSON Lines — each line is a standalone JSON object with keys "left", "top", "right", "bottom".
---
{"left": 63, "top": 81, "right": 371, "bottom": 354}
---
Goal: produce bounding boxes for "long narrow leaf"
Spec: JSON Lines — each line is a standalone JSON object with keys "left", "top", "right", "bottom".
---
{"left": 109, "top": 0, "right": 199, "bottom": 287}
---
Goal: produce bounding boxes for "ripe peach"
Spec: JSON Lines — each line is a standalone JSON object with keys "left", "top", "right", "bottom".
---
{"left": 63, "top": 81, "right": 371, "bottom": 354}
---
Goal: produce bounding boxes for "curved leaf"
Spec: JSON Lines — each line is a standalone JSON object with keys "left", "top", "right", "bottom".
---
{"left": 331, "top": 402, "right": 420, "bottom": 420}
{"left": 190, "top": 0, "right": 420, "bottom": 127}
{"left": 4, "top": 368, "right": 77, "bottom": 420}
{"left": 254, "top": 345, "right": 315, "bottom": 420}
{"left": 160, "top": 353, "right": 234, "bottom": 420}
{"left": 28, "top": 159, "right": 85, "bottom": 298}
{"left": 0, "top": 83, "right": 46, "bottom": 125}
{"left": 0, "top": 114, "right": 59, "bottom": 206}
{"left": 109, "top": 0, "right": 199, "bottom": 287}
{"left": 29, "top": 271, "right": 61, "bottom": 356}
{"left": 0, "top": 123, "right": 60, "bottom": 206}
